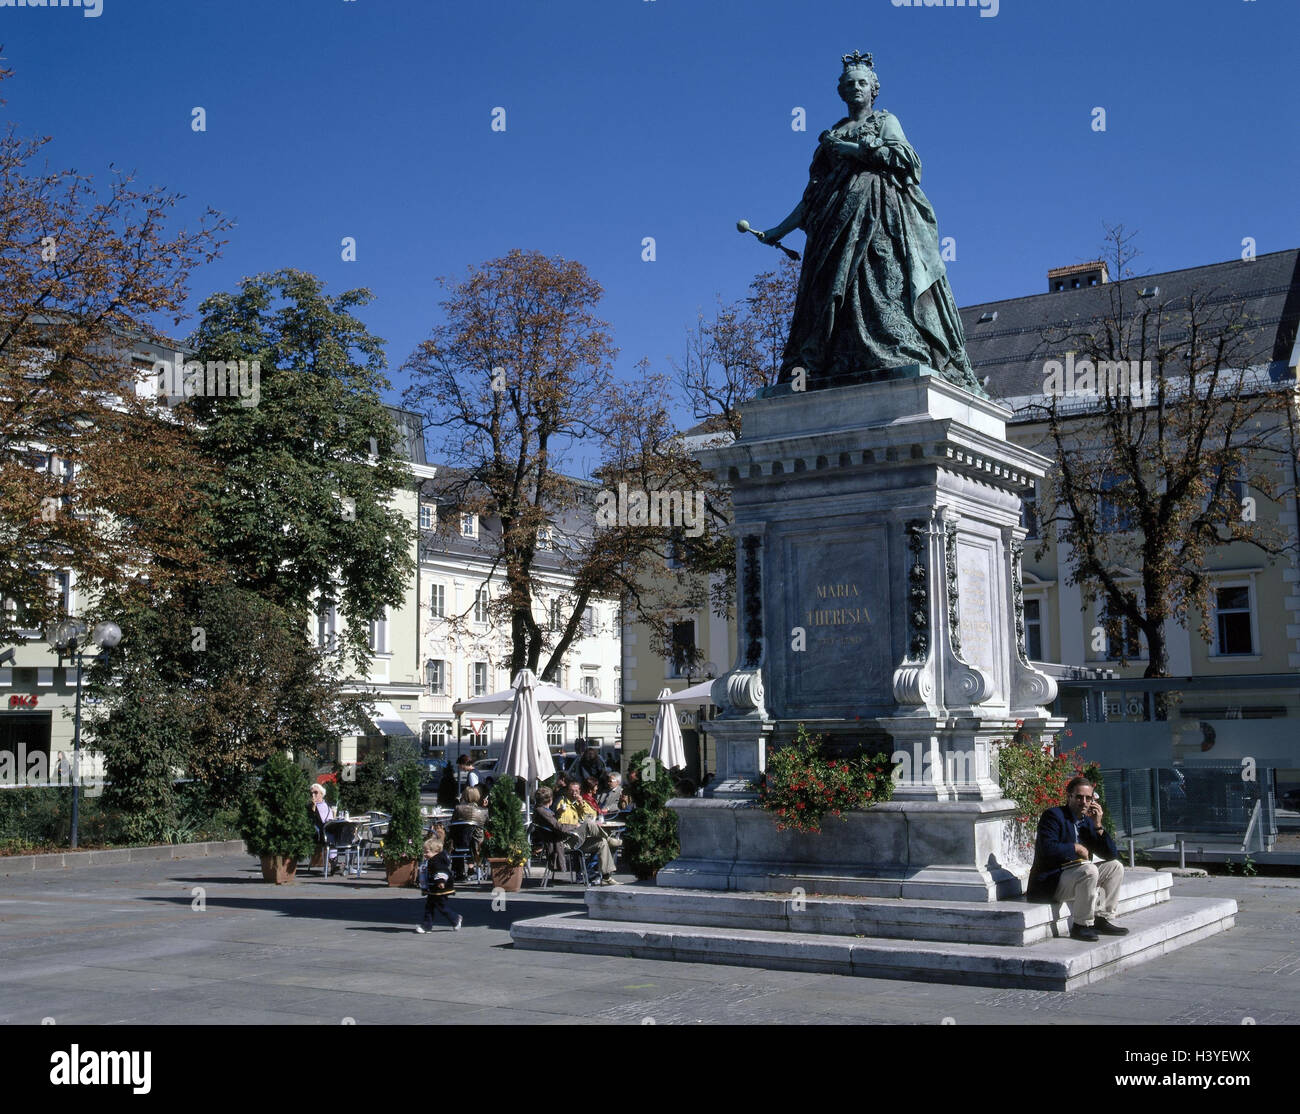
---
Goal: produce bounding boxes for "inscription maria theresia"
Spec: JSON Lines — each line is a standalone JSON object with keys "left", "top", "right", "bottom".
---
{"left": 806, "top": 582, "right": 871, "bottom": 627}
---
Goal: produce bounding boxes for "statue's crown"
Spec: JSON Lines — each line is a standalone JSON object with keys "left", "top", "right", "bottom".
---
{"left": 841, "top": 50, "right": 874, "bottom": 71}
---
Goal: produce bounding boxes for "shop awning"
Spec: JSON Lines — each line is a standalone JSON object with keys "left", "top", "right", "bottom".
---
{"left": 368, "top": 702, "right": 416, "bottom": 737}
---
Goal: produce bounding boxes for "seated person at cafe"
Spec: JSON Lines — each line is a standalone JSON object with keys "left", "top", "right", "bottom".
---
{"left": 597, "top": 771, "right": 625, "bottom": 815}
{"left": 309, "top": 783, "right": 337, "bottom": 872}
{"left": 581, "top": 777, "right": 604, "bottom": 816}
{"left": 451, "top": 786, "right": 489, "bottom": 867}
{"left": 538, "top": 784, "right": 619, "bottom": 885}
{"left": 1027, "top": 776, "right": 1128, "bottom": 942}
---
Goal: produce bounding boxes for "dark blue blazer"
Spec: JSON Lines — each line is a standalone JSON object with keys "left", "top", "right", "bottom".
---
{"left": 1027, "top": 805, "right": 1118, "bottom": 900}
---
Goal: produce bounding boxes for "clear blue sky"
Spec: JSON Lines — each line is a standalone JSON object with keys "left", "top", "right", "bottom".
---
{"left": 5, "top": 0, "right": 1297, "bottom": 452}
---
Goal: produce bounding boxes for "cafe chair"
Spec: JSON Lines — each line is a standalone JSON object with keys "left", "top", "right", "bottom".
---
{"left": 447, "top": 821, "right": 485, "bottom": 884}
{"left": 324, "top": 818, "right": 365, "bottom": 878}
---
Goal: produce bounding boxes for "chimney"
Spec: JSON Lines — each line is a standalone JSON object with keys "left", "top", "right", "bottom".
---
{"left": 1047, "top": 260, "right": 1109, "bottom": 293}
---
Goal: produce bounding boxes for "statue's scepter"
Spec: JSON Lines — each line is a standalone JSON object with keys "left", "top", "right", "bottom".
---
{"left": 736, "top": 219, "right": 800, "bottom": 261}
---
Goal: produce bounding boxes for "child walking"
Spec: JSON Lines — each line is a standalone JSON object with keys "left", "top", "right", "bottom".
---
{"left": 416, "top": 836, "right": 463, "bottom": 933}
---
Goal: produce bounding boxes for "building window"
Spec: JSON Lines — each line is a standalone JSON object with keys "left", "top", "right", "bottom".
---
{"left": 1098, "top": 472, "right": 1134, "bottom": 534}
{"left": 547, "top": 722, "right": 565, "bottom": 750}
{"left": 429, "top": 583, "right": 445, "bottom": 619}
{"left": 422, "top": 720, "right": 450, "bottom": 753}
{"left": 537, "top": 526, "right": 553, "bottom": 550}
{"left": 1024, "top": 598, "right": 1043, "bottom": 661}
{"left": 1214, "top": 585, "right": 1254, "bottom": 655}
{"left": 1206, "top": 465, "right": 1248, "bottom": 521}
{"left": 316, "top": 603, "right": 338, "bottom": 651}
{"left": 670, "top": 620, "right": 696, "bottom": 678}
{"left": 580, "top": 606, "right": 595, "bottom": 636}
{"left": 368, "top": 610, "right": 389, "bottom": 654}
{"left": 473, "top": 588, "right": 489, "bottom": 624}
{"left": 472, "top": 661, "right": 488, "bottom": 696}
{"left": 666, "top": 535, "right": 684, "bottom": 570}
{"left": 461, "top": 513, "right": 477, "bottom": 538}
{"left": 550, "top": 597, "right": 564, "bottom": 631}
{"left": 419, "top": 503, "right": 436, "bottom": 530}
{"left": 426, "top": 659, "right": 446, "bottom": 695}
{"left": 1100, "top": 605, "right": 1141, "bottom": 661}
{"left": 1021, "top": 485, "right": 1039, "bottom": 540}
{"left": 54, "top": 571, "right": 71, "bottom": 616}
{"left": 580, "top": 674, "right": 600, "bottom": 699}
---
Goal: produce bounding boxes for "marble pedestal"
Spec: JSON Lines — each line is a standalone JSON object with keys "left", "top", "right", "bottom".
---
{"left": 686, "top": 371, "right": 1060, "bottom": 898}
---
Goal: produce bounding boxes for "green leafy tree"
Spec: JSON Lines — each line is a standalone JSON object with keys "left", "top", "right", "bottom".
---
{"left": 621, "top": 750, "right": 680, "bottom": 880}
{"left": 88, "top": 666, "right": 187, "bottom": 846}
{"left": 337, "top": 757, "right": 395, "bottom": 816}
{"left": 88, "top": 584, "right": 363, "bottom": 820}
{"left": 186, "top": 269, "right": 414, "bottom": 666}
{"left": 238, "top": 750, "right": 316, "bottom": 861}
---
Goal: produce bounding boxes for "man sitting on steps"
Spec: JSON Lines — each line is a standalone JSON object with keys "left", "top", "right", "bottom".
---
{"left": 1027, "top": 776, "right": 1129, "bottom": 942}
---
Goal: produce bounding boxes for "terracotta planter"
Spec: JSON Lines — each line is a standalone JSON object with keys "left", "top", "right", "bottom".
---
{"left": 488, "top": 858, "right": 525, "bottom": 892}
{"left": 259, "top": 854, "right": 298, "bottom": 884}
{"left": 385, "top": 859, "right": 417, "bottom": 887}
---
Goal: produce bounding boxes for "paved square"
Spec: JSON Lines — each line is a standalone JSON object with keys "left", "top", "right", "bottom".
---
{"left": 0, "top": 855, "right": 1296, "bottom": 1026}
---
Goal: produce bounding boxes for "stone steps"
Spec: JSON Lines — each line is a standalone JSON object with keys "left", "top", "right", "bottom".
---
{"left": 584, "top": 869, "right": 1173, "bottom": 947}
{"left": 510, "top": 894, "right": 1238, "bottom": 991}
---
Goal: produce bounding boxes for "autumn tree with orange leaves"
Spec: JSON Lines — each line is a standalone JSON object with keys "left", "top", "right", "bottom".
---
{"left": 0, "top": 60, "right": 230, "bottom": 643}
{"left": 404, "top": 249, "right": 730, "bottom": 681}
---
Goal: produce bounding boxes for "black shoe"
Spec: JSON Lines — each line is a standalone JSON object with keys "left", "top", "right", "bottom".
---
{"left": 1070, "top": 924, "right": 1099, "bottom": 942}
{"left": 1095, "top": 917, "right": 1129, "bottom": 936}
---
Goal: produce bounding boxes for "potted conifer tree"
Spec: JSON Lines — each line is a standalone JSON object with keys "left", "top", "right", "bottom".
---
{"left": 623, "top": 751, "right": 680, "bottom": 881}
{"left": 382, "top": 762, "right": 424, "bottom": 886}
{"left": 483, "top": 777, "right": 528, "bottom": 892}
{"left": 239, "top": 750, "right": 317, "bottom": 884}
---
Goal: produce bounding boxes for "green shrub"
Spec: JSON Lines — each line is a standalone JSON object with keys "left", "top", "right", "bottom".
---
{"left": 482, "top": 777, "right": 528, "bottom": 866}
{"left": 757, "top": 724, "right": 897, "bottom": 834}
{"left": 337, "top": 759, "right": 394, "bottom": 815}
{"left": 995, "top": 727, "right": 1095, "bottom": 845}
{"left": 0, "top": 788, "right": 126, "bottom": 848}
{"left": 381, "top": 763, "right": 424, "bottom": 867}
{"left": 622, "top": 751, "right": 680, "bottom": 880}
{"left": 238, "top": 751, "right": 316, "bottom": 860}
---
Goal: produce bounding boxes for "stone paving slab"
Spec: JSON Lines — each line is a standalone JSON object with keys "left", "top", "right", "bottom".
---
{"left": 0, "top": 853, "right": 1295, "bottom": 1025}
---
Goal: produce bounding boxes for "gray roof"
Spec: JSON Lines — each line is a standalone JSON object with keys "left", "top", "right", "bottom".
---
{"left": 385, "top": 406, "right": 428, "bottom": 466}
{"left": 959, "top": 249, "right": 1300, "bottom": 403}
{"left": 414, "top": 464, "right": 593, "bottom": 573}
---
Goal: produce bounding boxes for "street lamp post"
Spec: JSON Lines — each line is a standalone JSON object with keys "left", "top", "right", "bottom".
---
{"left": 49, "top": 618, "right": 121, "bottom": 849}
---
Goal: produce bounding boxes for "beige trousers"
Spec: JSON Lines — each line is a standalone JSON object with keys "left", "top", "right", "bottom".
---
{"left": 1053, "top": 859, "right": 1124, "bottom": 925}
